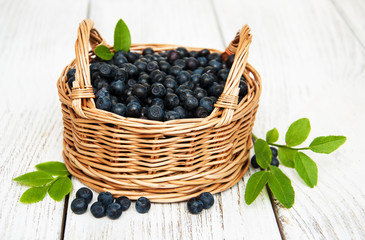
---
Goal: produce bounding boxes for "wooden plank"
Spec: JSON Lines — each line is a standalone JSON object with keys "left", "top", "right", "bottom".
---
{"left": 213, "top": 0, "right": 365, "bottom": 239}
{"left": 330, "top": 0, "right": 365, "bottom": 47}
{"left": 0, "top": 0, "right": 88, "bottom": 239}
{"left": 63, "top": 0, "right": 282, "bottom": 239}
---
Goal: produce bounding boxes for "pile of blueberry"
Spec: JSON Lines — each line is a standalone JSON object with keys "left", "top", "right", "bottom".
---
{"left": 251, "top": 147, "right": 280, "bottom": 168}
{"left": 70, "top": 187, "right": 150, "bottom": 220}
{"left": 67, "top": 47, "right": 248, "bottom": 121}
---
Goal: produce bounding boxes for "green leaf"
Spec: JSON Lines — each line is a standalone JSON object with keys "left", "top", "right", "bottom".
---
{"left": 36, "top": 161, "right": 69, "bottom": 176}
{"left": 13, "top": 171, "right": 54, "bottom": 186}
{"left": 48, "top": 176, "right": 72, "bottom": 201}
{"left": 309, "top": 136, "right": 346, "bottom": 154}
{"left": 285, "top": 118, "right": 311, "bottom": 147}
{"left": 114, "top": 19, "right": 131, "bottom": 52}
{"left": 278, "top": 147, "right": 297, "bottom": 168}
{"left": 94, "top": 45, "right": 114, "bottom": 61}
{"left": 245, "top": 171, "right": 271, "bottom": 205}
{"left": 20, "top": 186, "right": 48, "bottom": 203}
{"left": 268, "top": 166, "right": 295, "bottom": 208}
{"left": 294, "top": 152, "right": 318, "bottom": 188}
{"left": 254, "top": 139, "right": 272, "bottom": 169}
{"left": 266, "top": 128, "right": 279, "bottom": 143}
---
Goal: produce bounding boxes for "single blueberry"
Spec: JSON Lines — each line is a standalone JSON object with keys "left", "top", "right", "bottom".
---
{"left": 110, "top": 96, "right": 119, "bottom": 105}
{"left": 176, "top": 71, "right": 191, "bottom": 85}
{"left": 147, "top": 105, "right": 164, "bottom": 121}
{"left": 112, "top": 103, "right": 127, "bottom": 116}
{"left": 146, "top": 61, "right": 159, "bottom": 73}
{"left": 239, "top": 79, "right": 248, "bottom": 97}
{"left": 136, "top": 197, "right": 151, "bottom": 214}
{"left": 115, "top": 196, "right": 131, "bottom": 211}
{"left": 127, "top": 79, "right": 137, "bottom": 87}
{"left": 194, "top": 87, "right": 207, "bottom": 100}
{"left": 67, "top": 68, "right": 76, "bottom": 80}
{"left": 207, "top": 52, "right": 222, "bottom": 62}
{"left": 167, "top": 50, "right": 181, "bottom": 63}
{"left": 197, "top": 57, "right": 208, "bottom": 67}
{"left": 187, "top": 197, "right": 204, "bottom": 214}
{"left": 114, "top": 56, "right": 128, "bottom": 68}
{"left": 174, "top": 106, "right": 188, "bottom": 118}
{"left": 198, "top": 192, "right": 214, "bottom": 209}
{"left": 251, "top": 155, "right": 260, "bottom": 168}
{"left": 150, "top": 70, "right": 166, "bottom": 83}
{"left": 164, "top": 93, "right": 180, "bottom": 109}
{"left": 225, "top": 54, "right": 235, "bottom": 67}
{"left": 126, "top": 95, "right": 140, "bottom": 104}
{"left": 163, "top": 78, "right": 178, "bottom": 91}
{"left": 134, "top": 60, "right": 147, "bottom": 72}
{"left": 90, "top": 201, "right": 106, "bottom": 218}
{"left": 195, "top": 106, "right": 209, "bottom": 118}
{"left": 106, "top": 203, "right": 122, "bottom": 220}
{"left": 76, "top": 187, "right": 93, "bottom": 204}
{"left": 110, "top": 80, "right": 126, "bottom": 96}
{"left": 186, "top": 57, "right": 200, "bottom": 70}
{"left": 127, "top": 51, "right": 139, "bottom": 63}
{"left": 164, "top": 111, "right": 180, "bottom": 121}
{"left": 191, "top": 74, "right": 201, "bottom": 85}
{"left": 143, "top": 47, "right": 154, "bottom": 55}
{"left": 151, "top": 98, "right": 164, "bottom": 108}
{"left": 173, "top": 59, "right": 186, "bottom": 69}
{"left": 124, "top": 63, "right": 139, "bottom": 78}
{"left": 176, "top": 47, "right": 189, "bottom": 58}
{"left": 270, "top": 147, "right": 278, "bottom": 157}
{"left": 189, "top": 50, "right": 198, "bottom": 58}
{"left": 114, "top": 69, "right": 128, "bottom": 81}
{"left": 133, "top": 84, "right": 148, "bottom": 99}
{"left": 151, "top": 83, "right": 167, "bottom": 98}
{"left": 97, "top": 192, "right": 114, "bottom": 207}
{"left": 159, "top": 60, "right": 171, "bottom": 73}
{"left": 96, "top": 96, "right": 112, "bottom": 111}
{"left": 169, "top": 65, "right": 182, "bottom": 76}
{"left": 271, "top": 156, "right": 280, "bottom": 167}
{"left": 199, "top": 97, "right": 214, "bottom": 112}
{"left": 200, "top": 73, "right": 216, "bottom": 89}
{"left": 217, "top": 69, "right": 229, "bottom": 81}
{"left": 99, "top": 63, "right": 112, "bottom": 77}
{"left": 193, "top": 67, "right": 204, "bottom": 75}
{"left": 71, "top": 198, "right": 88, "bottom": 215}
{"left": 183, "top": 96, "right": 199, "bottom": 110}
{"left": 126, "top": 101, "right": 142, "bottom": 118}
{"left": 208, "top": 84, "right": 224, "bottom": 98}
{"left": 198, "top": 49, "right": 210, "bottom": 57}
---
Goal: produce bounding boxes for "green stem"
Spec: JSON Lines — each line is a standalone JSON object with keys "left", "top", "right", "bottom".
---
{"left": 268, "top": 142, "right": 309, "bottom": 150}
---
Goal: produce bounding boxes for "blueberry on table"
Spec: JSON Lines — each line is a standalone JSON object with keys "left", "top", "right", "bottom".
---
{"left": 96, "top": 96, "right": 112, "bottom": 111}
{"left": 250, "top": 155, "right": 260, "bottom": 168}
{"left": 270, "top": 147, "right": 278, "bottom": 157}
{"left": 106, "top": 203, "right": 123, "bottom": 220}
{"left": 151, "top": 83, "right": 167, "bottom": 98}
{"left": 271, "top": 156, "right": 280, "bottom": 167}
{"left": 198, "top": 192, "right": 214, "bottom": 209}
{"left": 126, "top": 102, "right": 142, "bottom": 118}
{"left": 187, "top": 197, "right": 204, "bottom": 214}
{"left": 90, "top": 202, "right": 106, "bottom": 218}
{"left": 136, "top": 197, "right": 151, "bottom": 214}
{"left": 147, "top": 105, "right": 164, "bottom": 121}
{"left": 112, "top": 103, "right": 127, "bottom": 116}
{"left": 71, "top": 198, "right": 88, "bottom": 215}
{"left": 115, "top": 196, "right": 131, "bottom": 211}
{"left": 76, "top": 187, "right": 93, "bottom": 204}
{"left": 97, "top": 192, "right": 114, "bottom": 207}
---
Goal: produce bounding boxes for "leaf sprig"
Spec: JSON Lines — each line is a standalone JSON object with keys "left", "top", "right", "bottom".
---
{"left": 94, "top": 19, "right": 131, "bottom": 60}
{"left": 13, "top": 161, "right": 72, "bottom": 203}
{"left": 245, "top": 118, "right": 346, "bottom": 208}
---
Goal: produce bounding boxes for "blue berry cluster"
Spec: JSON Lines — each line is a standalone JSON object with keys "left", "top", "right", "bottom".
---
{"left": 71, "top": 187, "right": 151, "bottom": 220}
{"left": 67, "top": 47, "right": 248, "bottom": 121}
{"left": 187, "top": 192, "right": 214, "bottom": 214}
{"left": 251, "top": 147, "right": 280, "bottom": 168}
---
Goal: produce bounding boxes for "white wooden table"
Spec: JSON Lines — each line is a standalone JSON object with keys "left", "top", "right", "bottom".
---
{"left": 1, "top": 0, "right": 364, "bottom": 239}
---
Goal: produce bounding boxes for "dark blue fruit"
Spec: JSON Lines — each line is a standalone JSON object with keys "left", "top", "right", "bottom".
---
{"left": 76, "top": 187, "right": 93, "bottom": 204}
{"left": 271, "top": 156, "right": 279, "bottom": 167}
{"left": 147, "top": 105, "right": 164, "bottom": 121}
{"left": 114, "top": 69, "right": 128, "bottom": 81}
{"left": 173, "top": 59, "right": 186, "bottom": 69}
{"left": 194, "top": 87, "right": 207, "bottom": 100}
{"left": 159, "top": 61, "right": 171, "bottom": 73}
{"left": 225, "top": 54, "right": 235, "bottom": 67}
{"left": 114, "top": 55, "right": 128, "bottom": 67}
{"left": 90, "top": 201, "right": 106, "bottom": 218}
{"left": 187, "top": 197, "right": 204, "bottom": 214}
{"left": 150, "top": 70, "right": 166, "bottom": 83}
{"left": 200, "top": 97, "right": 214, "bottom": 112}
{"left": 127, "top": 79, "right": 137, "bottom": 87}
{"left": 208, "top": 84, "right": 224, "bottom": 98}
{"left": 136, "top": 197, "right": 151, "bottom": 214}
{"left": 99, "top": 63, "right": 112, "bottom": 77}
{"left": 251, "top": 155, "right": 260, "bottom": 168}
{"left": 127, "top": 52, "right": 139, "bottom": 63}
{"left": 106, "top": 203, "right": 122, "bottom": 220}
{"left": 97, "top": 192, "right": 114, "bottom": 207}
{"left": 167, "top": 50, "right": 181, "bottom": 63}
{"left": 126, "top": 102, "right": 142, "bottom": 118}
{"left": 151, "top": 83, "right": 167, "bottom": 98}
{"left": 96, "top": 96, "right": 112, "bottom": 111}
{"left": 164, "top": 93, "right": 180, "bottom": 109}
{"left": 195, "top": 106, "right": 209, "bottom": 118}
{"left": 134, "top": 60, "right": 147, "bottom": 72}
{"left": 151, "top": 98, "right": 164, "bottom": 108}
{"left": 110, "top": 96, "right": 119, "bottom": 105}
{"left": 143, "top": 47, "right": 154, "bottom": 55}
{"left": 198, "top": 49, "right": 210, "bottom": 57}
{"left": 174, "top": 106, "right": 187, "bottom": 118}
{"left": 112, "top": 103, "right": 127, "bottom": 116}
{"left": 124, "top": 63, "right": 139, "bottom": 78}
{"left": 176, "top": 47, "right": 189, "bottom": 58}
{"left": 270, "top": 147, "right": 278, "bottom": 157}
{"left": 197, "top": 57, "right": 208, "bottom": 67}
{"left": 186, "top": 57, "right": 199, "bottom": 70}
{"left": 239, "top": 79, "right": 248, "bottom": 97}
{"left": 200, "top": 73, "right": 216, "bottom": 88}
{"left": 169, "top": 65, "right": 182, "bottom": 76}
{"left": 208, "top": 52, "right": 222, "bottom": 62}
{"left": 208, "top": 60, "right": 222, "bottom": 70}
{"left": 146, "top": 61, "right": 159, "bottom": 73}
{"left": 217, "top": 69, "right": 229, "bottom": 81}
{"left": 133, "top": 84, "right": 148, "bottom": 99}
{"left": 163, "top": 78, "right": 178, "bottom": 91}
{"left": 164, "top": 111, "right": 180, "bottom": 121}
{"left": 183, "top": 96, "right": 199, "bottom": 110}
{"left": 71, "top": 198, "right": 87, "bottom": 215}
{"left": 67, "top": 68, "right": 76, "bottom": 79}
{"left": 115, "top": 196, "right": 131, "bottom": 211}
{"left": 198, "top": 192, "right": 214, "bottom": 209}
{"left": 110, "top": 80, "right": 126, "bottom": 96}
{"left": 176, "top": 71, "right": 191, "bottom": 85}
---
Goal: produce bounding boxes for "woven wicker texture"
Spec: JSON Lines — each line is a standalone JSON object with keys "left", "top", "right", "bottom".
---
{"left": 57, "top": 19, "right": 262, "bottom": 202}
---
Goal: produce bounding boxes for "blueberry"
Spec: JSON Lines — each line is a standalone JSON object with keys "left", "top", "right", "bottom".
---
{"left": 123, "top": 88, "right": 134, "bottom": 100}
{"left": 208, "top": 53, "right": 222, "bottom": 62}
{"left": 173, "top": 59, "right": 186, "bottom": 69}
{"left": 189, "top": 50, "right": 198, "bottom": 58}
{"left": 97, "top": 192, "right": 114, "bottom": 206}
{"left": 147, "top": 105, "right": 164, "bottom": 121}
{"left": 198, "top": 49, "right": 210, "bottom": 57}
{"left": 166, "top": 88, "right": 174, "bottom": 93}
{"left": 141, "top": 106, "right": 149, "bottom": 117}
{"left": 174, "top": 106, "right": 188, "bottom": 118}
{"left": 225, "top": 54, "right": 235, "bottom": 67}
{"left": 198, "top": 192, "right": 214, "bottom": 209}
{"left": 187, "top": 197, "right": 204, "bottom": 214}
{"left": 239, "top": 79, "right": 248, "bottom": 97}
{"left": 159, "top": 60, "right": 171, "bottom": 73}
{"left": 200, "top": 73, "right": 216, "bottom": 89}
{"left": 114, "top": 50, "right": 128, "bottom": 59}
{"left": 169, "top": 65, "right": 182, "bottom": 76}
{"left": 67, "top": 76, "right": 75, "bottom": 90}
{"left": 133, "top": 84, "right": 148, "bottom": 99}
{"left": 217, "top": 69, "right": 229, "bottom": 81}
{"left": 270, "top": 147, "right": 278, "bottom": 157}
{"left": 163, "top": 78, "right": 178, "bottom": 91}
{"left": 110, "top": 96, "right": 119, "bottom": 105}
{"left": 176, "top": 71, "right": 191, "bottom": 85}
{"left": 134, "top": 60, "right": 147, "bottom": 72}
{"left": 67, "top": 68, "right": 76, "bottom": 79}
{"left": 127, "top": 79, "right": 137, "bottom": 87}
{"left": 191, "top": 74, "right": 201, "bottom": 85}
{"left": 193, "top": 67, "right": 204, "bottom": 75}
{"left": 99, "top": 63, "right": 112, "bottom": 77}
{"left": 124, "top": 63, "right": 139, "bottom": 78}
{"left": 150, "top": 70, "right": 166, "bottom": 83}
{"left": 143, "top": 47, "right": 154, "bottom": 55}
{"left": 114, "top": 69, "right": 128, "bottom": 81}
{"left": 112, "top": 103, "right": 127, "bottom": 116}
{"left": 126, "top": 95, "right": 140, "bottom": 104}
{"left": 164, "top": 111, "right": 180, "bottom": 121}
{"left": 208, "top": 84, "right": 224, "bottom": 98}
{"left": 271, "top": 156, "right": 279, "bottom": 167}
{"left": 195, "top": 106, "right": 209, "bottom": 118}
{"left": 71, "top": 198, "right": 87, "bottom": 214}
{"left": 167, "top": 50, "right": 181, "bottom": 63}
{"left": 151, "top": 98, "right": 164, "bottom": 108}
{"left": 138, "top": 73, "right": 150, "bottom": 84}
{"left": 106, "top": 203, "right": 122, "bottom": 220}
{"left": 186, "top": 57, "right": 199, "bottom": 70}
{"left": 126, "top": 102, "right": 142, "bottom": 117}
{"left": 183, "top": 96, "right": 199, "bottom": 110}
{"left": 181, "top": 80, "right": 195, "bottom": 90}
{"left": 114, "top": 56, "right": 128, "bottom": 67}
{"left": 164, "top": 93, "right": 180, "bottom": 109}
{"left": 176, "top": 47, "right": 189, "bottom": 58}
{"left": 96, "top": 96, "right": 112, "bottom": 111}
{"left": 90, "top": 63, "right": 100, "bottom": 73}
{"left": 90, "top": 201, "right": 106, "bottom": 218}
{"left": 203, "top": 66, "right": 217, "bottom": 75}
{"left": 179, "top": 89, "right": 194, "bottom": 102}
{"left": 175, "top": 85, "right": 188, "bottom": 96}
{"left": 115, "top": 196, "right": 131, "bottom": 211}
{"left": 197, "top": 57, "right": 208, "bottom": 67}
{"left": 127, "top": 51, "right": 139, "bottom": 63}
{"left": 251, "top": 155, "right": 260, "bottom": 168}
{"left": 94, "top": 78, "right": 109, "bottom": 90}
{"left": 146, "top": 61, "right": 159, "bottom": 73}
{"left": 194, "top": 87, "right": 207, "bottom": 100}
{"left": 76, "top": 187, "right": 93, "bottom": 204}
{"left": 110, "top": 80, "right": 126, "bottom": 96}
{"left": 151, "top": 83, "right": 167, "bottom": 98}
{"left": 200, "top": 97, "right": 214, "bottom": 112}
{"left": 136, "top": 197, "right": 151, "bottom": 214}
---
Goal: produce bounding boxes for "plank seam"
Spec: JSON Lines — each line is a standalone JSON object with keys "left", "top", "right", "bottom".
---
{"left": 60, "top": 192, "right": 70, "bottom": 240}
{"left": 266, "top": 186, "right": 286, "bottom": 240}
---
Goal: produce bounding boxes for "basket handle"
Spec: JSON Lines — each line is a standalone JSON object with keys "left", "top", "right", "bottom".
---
{"left": 214, "top": 26, "right": 252, "bottom": 127}
{"left": 69, "top": 19, "right": 105, "bottom": 118}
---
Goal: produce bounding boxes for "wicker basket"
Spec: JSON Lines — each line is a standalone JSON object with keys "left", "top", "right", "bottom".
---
{"left": 57, "top": 19, "right": 261, "bottom": 203}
